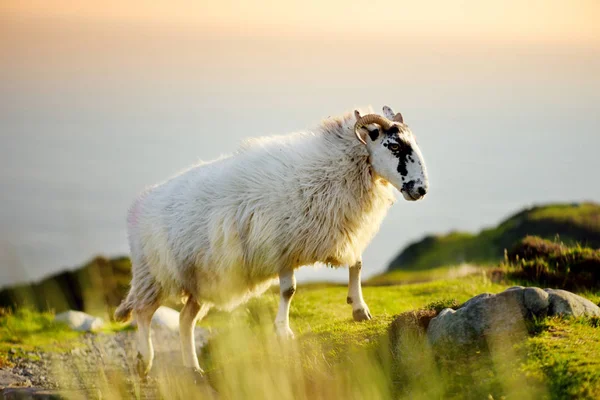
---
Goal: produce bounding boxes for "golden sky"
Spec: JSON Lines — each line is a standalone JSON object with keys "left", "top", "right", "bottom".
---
{"left": 2, "top": 0, "right": 599, "bottom": 43}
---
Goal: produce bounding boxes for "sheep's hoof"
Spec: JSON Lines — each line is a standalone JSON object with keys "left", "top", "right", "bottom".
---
{"left": 186, "top": 368, "right": 218, "bottom": 397}
{"left": 275, "top": 324, "right": 295, "bottom": 339}
{"left": 353, "top": 308, "right": 372, "bottom": 322}
{"left": 186, "top": 367, "right": 207, "bottom": 385}
{"left": 136, "top": 353, "right": 150, "bottom": 380}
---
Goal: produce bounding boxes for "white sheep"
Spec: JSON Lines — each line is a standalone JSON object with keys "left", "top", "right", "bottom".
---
{"left": 115, "top": 106, "right": 429, "bottom": 377}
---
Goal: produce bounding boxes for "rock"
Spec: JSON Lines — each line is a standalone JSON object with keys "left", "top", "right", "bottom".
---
{"left": 132, "top": 306, "right": 181, "bottom": 332}
{"left": 545, "top": 289, "right": 600, "bottom": 317}
{"left": 523, "top": 287, "right": 549, "bottom": 315}
{"left": 459, "top": 293, "right": 495, "bottom": 309}
{"left": 388, "top": 309, "right": 438, "bottom": 356}
{"left": 1, "top": 387, "right": 90, "bottom": 399}
{"left": 54, "top": 311, "right": 104, "bottom": 332}
{"left": 427, "top": 287, "right": 600, "bottom": 347}
{"left": 151, "top": 307, "right": 180, "bottom": 331}
{"left": 0, "top": 370, "right": 31, "bottom": 389}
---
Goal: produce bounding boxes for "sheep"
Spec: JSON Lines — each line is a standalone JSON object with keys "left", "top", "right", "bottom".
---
{"left": 114, "top": 106, "right": 429, "bottom": 377}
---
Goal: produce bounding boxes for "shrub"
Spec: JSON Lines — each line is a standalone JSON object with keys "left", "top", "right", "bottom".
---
{"left": 507, "top": 236, "right": 600, "bottom": 289}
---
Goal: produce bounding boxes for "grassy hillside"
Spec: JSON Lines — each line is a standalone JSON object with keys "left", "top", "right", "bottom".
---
{"left": 387, "top": 202, "right": 600, "bottom": 271}
{"left": 2, "top": 272, "right": 599, "bottom": 399}
{"left": 0, "top": 256, "right": 132, "bottom": 316}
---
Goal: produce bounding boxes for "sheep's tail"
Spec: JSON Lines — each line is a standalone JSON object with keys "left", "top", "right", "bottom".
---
{"left": 114, "top": 290, "right": 135, "bottom": 322}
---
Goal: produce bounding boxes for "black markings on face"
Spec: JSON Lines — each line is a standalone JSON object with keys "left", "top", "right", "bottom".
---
{"left": 382, "top": 126, "right": 414, "bottom": 177}
{"left": 386, "top": 126, "right": 399, "bottom": 134}
{"left": 367, "top": 128, "right": 380, "bottom": 141}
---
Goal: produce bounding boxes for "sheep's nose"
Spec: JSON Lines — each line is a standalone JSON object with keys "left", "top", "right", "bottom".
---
{"left": 417, "top": 186, "right": 427, "bottom": 196}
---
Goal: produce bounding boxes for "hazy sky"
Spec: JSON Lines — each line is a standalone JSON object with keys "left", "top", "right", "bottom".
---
{"left": 3, "top": 0, "right": 599, "bottom": 43}
{"left": 1, "top": 1, "right": 599, "bottom": 287}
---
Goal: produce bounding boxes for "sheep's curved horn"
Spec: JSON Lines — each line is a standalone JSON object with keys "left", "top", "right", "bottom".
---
{"left": 354, "top": 114, "right": 394, "bottom": 145}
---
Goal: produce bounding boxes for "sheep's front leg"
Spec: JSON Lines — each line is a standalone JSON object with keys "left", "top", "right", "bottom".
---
{"left": 275, "top": 269, "right": 296, "bottom": 338}
{"left": 347, "top": 260, "right": 372, "bottom": 321}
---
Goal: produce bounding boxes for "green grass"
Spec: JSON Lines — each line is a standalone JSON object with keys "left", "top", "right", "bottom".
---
{"left": 2, "top": 272, "right": 599, "bottom": 399}
{"left": 522, "top": 317, "right": 600, "bottom": 399}
{"left": 0, "top": 308, "right": 82, "bottom": 355}
{"left": 0, "top": 308, "right": 131, "bottom": 358}
{"left": 200, "top": 274, "right": 506, "bottom": 359}
{"left": 197, "top": 274, "right": 600, "bottom": 399}
{"left": 526, "top": 203, "right": 600, "bottom": 229}
{"left": 367, "top": 264, "right": 481, "bottom": 286}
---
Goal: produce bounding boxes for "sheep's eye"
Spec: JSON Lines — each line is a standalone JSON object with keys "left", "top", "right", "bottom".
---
{"left": 388, "top": 143, "right": 400, "bottom": 151}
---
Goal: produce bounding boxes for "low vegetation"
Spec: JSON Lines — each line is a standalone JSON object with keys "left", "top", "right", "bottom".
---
{"left": 507, "top": 236, "right": 600, "bottom": 290}
{"left": 387, "top": 202, "right": 600, "bottom": 271}
{"left": 0, "top": 308, "right": 81, "bottom": 368}
{"left": 1, "top": 270, "right": 599, "bottom": 399}
{"left": 0, "top": 257, "right": 132, "bottom": 316}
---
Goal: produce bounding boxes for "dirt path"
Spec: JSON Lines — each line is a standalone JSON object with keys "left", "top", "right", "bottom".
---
{"left": 0, "top": 328, "right": 213, "bottom": 399}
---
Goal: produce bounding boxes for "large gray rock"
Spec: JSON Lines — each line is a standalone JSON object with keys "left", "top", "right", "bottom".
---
{"left": 427, "top": 287, "right": 600, "bottom": 347}
{"left": 54, "top": 311, "right": 104, "bottom": 332}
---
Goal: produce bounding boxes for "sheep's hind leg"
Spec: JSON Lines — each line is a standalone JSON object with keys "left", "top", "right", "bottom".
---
{"left": 347, "top": 260, "right": 372, "bottom": 321}
{"left": 275, "top": 269, "right": 296, "bottom": 338}
{"left": 135, "top": 303, "right": 159, "bottom": 378}
{"left": 179, "top": 296, "right": 210, "bottom": 373}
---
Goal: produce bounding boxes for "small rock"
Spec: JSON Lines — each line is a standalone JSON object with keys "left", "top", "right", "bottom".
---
{"left": 0, "top": 370, "right": 32, "bottom": 389}
{"left": 9, "top": 348, "right": 17, "bottom": 355}
{"left": 151, "top": 306, "right": 181, "bottom": 331}
{"left": 54, "top": 311, "right": 104, "bottom": 332}
{"left": 131, "top": 306, "right": 180, "bottom": 332}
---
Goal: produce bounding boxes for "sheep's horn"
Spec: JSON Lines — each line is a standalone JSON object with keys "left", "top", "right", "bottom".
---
{"left": 354, "top": 114, "right": 394, "bottom": 145}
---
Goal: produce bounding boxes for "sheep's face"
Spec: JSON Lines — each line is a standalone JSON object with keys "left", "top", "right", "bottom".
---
{"left": 357, "top": 107, "right": 429, "bottom": 201}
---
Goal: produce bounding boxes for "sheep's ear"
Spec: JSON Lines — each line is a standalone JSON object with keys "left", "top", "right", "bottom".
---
{"left": 383, "top": 106, "right": 404, "bottom": 123}
{"left": 354, "top": 110, "right": 362, "bottom": 120}
{"left": 382, "top": 106, "right": 395, "bottom": 120}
